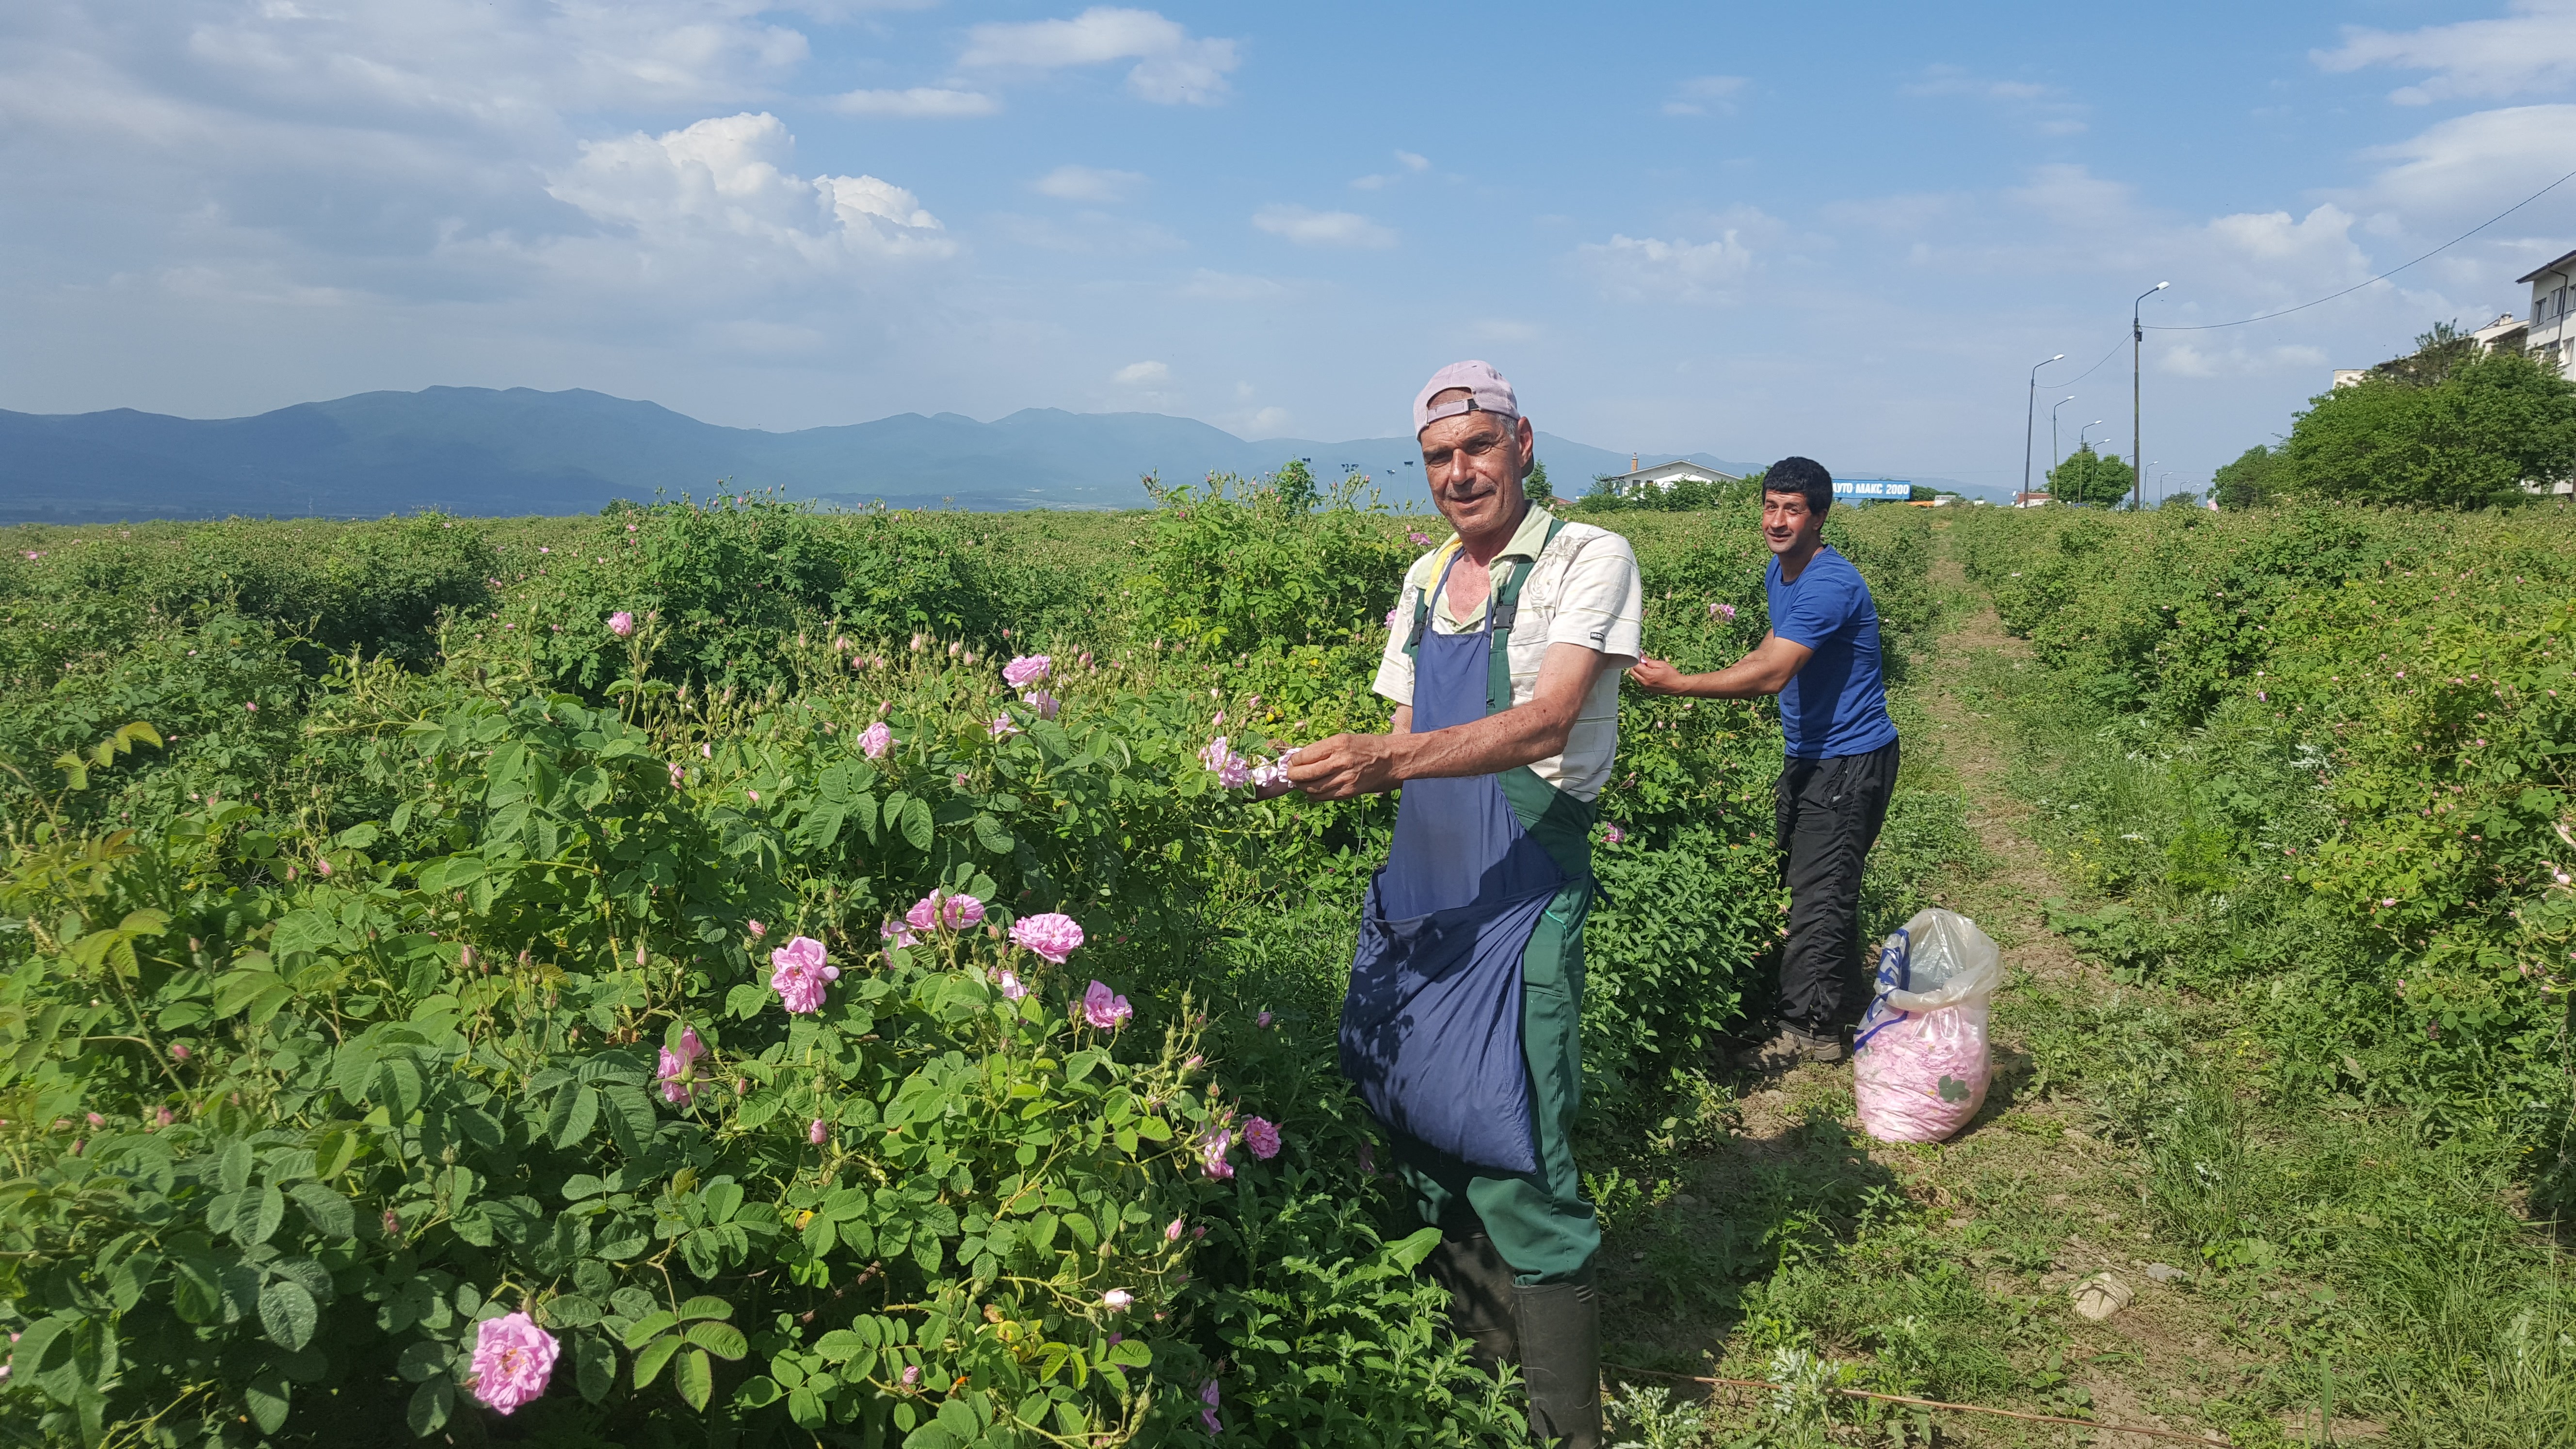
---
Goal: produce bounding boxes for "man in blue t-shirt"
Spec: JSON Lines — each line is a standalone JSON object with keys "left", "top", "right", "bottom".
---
{"left": 1629, "top": 456, "right": 1900, "bottom": 1067}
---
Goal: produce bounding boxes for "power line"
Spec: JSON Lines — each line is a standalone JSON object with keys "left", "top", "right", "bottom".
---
{"left": 2051, "top": 336, "right": 2127, "bottom": 386}
{"left": 2143, "top": 163, "right": 2576, "bottom": 333}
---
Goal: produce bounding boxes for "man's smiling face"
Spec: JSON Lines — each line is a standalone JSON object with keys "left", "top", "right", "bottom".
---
{"left": 1419, "top": 401, "right": 1533, "bottom": 542}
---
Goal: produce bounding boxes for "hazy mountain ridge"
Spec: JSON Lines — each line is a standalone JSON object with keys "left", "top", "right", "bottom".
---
{"left": 0, "top": 386, "right": 1971, "bottom": 523}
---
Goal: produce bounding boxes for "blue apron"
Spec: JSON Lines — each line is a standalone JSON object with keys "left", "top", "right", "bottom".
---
{"left": 1339, "top": 540, "right": 1573, "bottom": 1175}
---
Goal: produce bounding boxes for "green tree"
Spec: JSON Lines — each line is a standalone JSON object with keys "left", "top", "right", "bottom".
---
{"left": 1909, "top": 484, "right": 1937, "bottom": 502}
{"left": 1526, "top": 456, "right": 1555, "bottom": 506}
{"left": 2046, "top": 446, "right": 2137, "bottom": 506}
{"left": 2211, "top": 444, "right": 2281, "bottom": 511}
{"left": 1580, "top": 474, "right": 1632, "bottom": 513}
{"left": 1272, "top": 457, "right": 1318, "bottom": 511}
{"left": 2276, "top": 346, "right": 2576, "bottom": 508}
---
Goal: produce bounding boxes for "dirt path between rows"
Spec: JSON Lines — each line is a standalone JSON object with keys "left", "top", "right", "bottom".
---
{"left": 1599, "top": 539, "right": 2267, "bottom": 1447}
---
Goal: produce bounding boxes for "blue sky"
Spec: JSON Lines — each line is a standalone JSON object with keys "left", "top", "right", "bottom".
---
{"left": 4, "top": 1, "right": 2574, "bottom": 496}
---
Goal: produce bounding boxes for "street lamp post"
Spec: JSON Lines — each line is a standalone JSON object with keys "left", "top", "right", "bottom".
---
{"left": 2024, "top": 353, "right": 2064, "bottom": 499}
{"left": 2133, "top": 281, "right": 2170, "bottom": 510}
{"left": 2050, "top": 395, "right": 2076, "bottom": 478}
{"left": 2077, "top": 421, "right": 2105, "bottom": 500}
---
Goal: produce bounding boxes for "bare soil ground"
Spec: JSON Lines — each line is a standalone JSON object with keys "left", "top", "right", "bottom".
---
{"left": 1595, "top": 549, "right": 2280, "bottom": 1446}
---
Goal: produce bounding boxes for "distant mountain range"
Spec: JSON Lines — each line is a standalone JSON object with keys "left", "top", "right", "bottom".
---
{"left": 0, "top": 386, "right": 1975, "bottom": 522}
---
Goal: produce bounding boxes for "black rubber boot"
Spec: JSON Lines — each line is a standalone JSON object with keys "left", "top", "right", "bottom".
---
{"left": 1513, "top": 1269, "right": 1601, "bottom": 1447}
{"left": 1426, "top": 1232, "right": 1520, "bottom": 1373}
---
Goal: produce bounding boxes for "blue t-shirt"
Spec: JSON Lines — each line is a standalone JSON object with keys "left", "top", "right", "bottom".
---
{"left": 1765, "top": 545, "right": 1899, "bottom": 759}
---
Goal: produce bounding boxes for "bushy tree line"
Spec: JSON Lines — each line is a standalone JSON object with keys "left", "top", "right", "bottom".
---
{"left": 2217, "top": 324, "right": 2576, "bottom": 511}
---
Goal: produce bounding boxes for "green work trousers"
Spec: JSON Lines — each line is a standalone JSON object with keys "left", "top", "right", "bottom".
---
{"left": 1392, "top": 879, "right": 1599, "bottom": 1286}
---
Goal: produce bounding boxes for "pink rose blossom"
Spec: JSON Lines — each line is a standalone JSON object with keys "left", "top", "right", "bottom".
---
{"left": 1080, "top": 980, "right": 1134, "bottom": 1031}
{"left": 990, "top": 714, "right": 1021, "bottom": 739}
{"left": 86, "top": 1112, "right": 104, "bottom": 1127}
{"left": 901, "top": 1365, "right": 921, "bottom": 1388}
{"left": 881, "top": 918, "right": 920, "bottom": 951}
{"left": 1409, "top": 531, "right": 1434, "bottom": 546}
{"left": 858, "top": 721, "right": 893, "bottom": 759}
{"left": 1603, "top": 823, "right": 1627, "bottom": 845}
{"left": 656, "top": 1027, "right": 706, "bottom": 1105}
{"left": 747, "top": 919, "right": 766, "bottom": 938}
{"left": 155, "top": 1107, "right": 174, "bottom": 1127}
{"left": 1003, "top": 655, "right": 1052, "bottom": 688}
{"left": 809, "top": 1118, "right": 828, "bottom": 1146}
{"left": 1029, "top": 690, "right": 1061, "bottom": 720}
{"left": 169, "top": 1043, "right": 192, "bottom": 1062}
{"left": 769, "top": 935, "right": 839, "bottom": 1014}
{"left": 1194, "top": 1122, "right": 1234, "bottom": 1180}
{"left": 668, "top": 762, "right": 684, "bottom": 789}
{"left": 1256, "top": 1010, "right": 1272, "bottom": 1029}
{"left": 998, "top": 969, "right": 1027, "bottom": 1002}
{"left": 608, "top": 611, "right": 635, "bottom": 637}
{"left": 1102, "top": 1288, "right": 1133, "bottom": 1311}
{"left": 1200, "top": 1378, "right": 1222, "bottom": 1434}
{"left": 1166, "top": 1217, "right": 1185, "bottom": 1242}
{"left": 469, "top": 1311, "right": 559, "bottom": 1415}
{"left": 906, "top": 892, "right": 986, "bottom": 933}
{"left": 1243, "top": 1116, "right": 1281, "bottom": 1160}
{"left": 1010, "top": 912, "right": 1084, "bottom": 964}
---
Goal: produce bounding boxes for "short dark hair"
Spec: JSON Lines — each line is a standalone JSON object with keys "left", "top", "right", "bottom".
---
{"left": 1761, "top": 456, "right": 1833, "bottom": 515}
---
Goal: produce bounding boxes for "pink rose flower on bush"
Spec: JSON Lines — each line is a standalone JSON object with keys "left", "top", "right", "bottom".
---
{"left": 998, "top": 969, "right": 1027, "bottom": 1002}
{"left": 808, "top": 1118, "right": 828, "bottom": 1146}
{"left": 769, "top": 935, "right": 838, "bottom": 1014}
{"left": 1243, "top": 1116, "right": 1281, "bottom": 1160}
{"left": 470, "top": 1311, "right": 559, "bottom": 1415}
{"left": 1010, "top": 912, "right": 1084, "bottom": 964}
{"left": 1194, "top": 1122, "right": 1234, "bottom": 1181}
{"left": 881, "top": 918, "right": 919, "bottom": 951}
{"left": 1080, "top": 980, "right": 1133, "bottom": 1031}
{"left": 906, "top": 892, "right": 985, "bottom": 933}
{"left": 656, "top": 1026, "right": 706, "bottom": 1105}
{"left": 1029, "top": 690, "right": 1061, "bottom": 720}
{"left": 1003, "top": 655, "right": 1051, "bottom": 688}
{"left": 1200, "top": 1378, "right": 1222, "bottom": 1434}
{"left": 858, "top": 721, "right": 893, "bottom": 759}
{"left": 608, "top": 611, "right": 635, "bottom": 637}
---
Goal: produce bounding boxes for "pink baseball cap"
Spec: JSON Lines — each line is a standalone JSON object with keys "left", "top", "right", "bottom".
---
{"left": 1413, "top": 360, "right": 1519, "bottom": 435}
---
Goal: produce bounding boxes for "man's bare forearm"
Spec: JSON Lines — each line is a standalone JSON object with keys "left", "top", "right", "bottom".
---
{"left": 1382, "top": 695, "right": 1578, "bottom": 780}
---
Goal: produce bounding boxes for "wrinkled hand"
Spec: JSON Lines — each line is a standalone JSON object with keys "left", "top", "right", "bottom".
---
{"left": 1284, "top": 732, "right": 1404, "bottom": 800}
{"left": 1627, "top": 656, "right": 1689, "bottom": 694}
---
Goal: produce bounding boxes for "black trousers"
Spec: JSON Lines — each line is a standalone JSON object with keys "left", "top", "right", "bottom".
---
{"left": 1773, "top": 740, "right": 1900, "bottom": 1037}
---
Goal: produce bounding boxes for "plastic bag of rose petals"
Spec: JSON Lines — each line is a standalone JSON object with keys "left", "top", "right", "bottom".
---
{"left": 1852, "top": 908, "right": 2002, "bottom": 1144}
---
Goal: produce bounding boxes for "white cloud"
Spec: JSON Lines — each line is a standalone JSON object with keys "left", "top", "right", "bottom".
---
{"left": 2158, "top": 342, "right": 2329, "bottom": 379}
{"left": 960, "top": 7, "right": 1240, "bottom": 105}
{"left": 827, "top": 87, "right": 999, "bottom": 118}
{"left": 1253, "top": 204, "right": 1395, "bottom": 248}
{"left": 1577, "top": 232, "right": 1755, "bottom": 304}
{"left": 546, "top": 113, "right": 952, "bottom": 262}
{"left": 1176, "top": 269, "right": 1286, "bottom": 301}
{"left": 1354, "top": 150, "right": 1434, "bottom": 189}
{"left": 1033, "top": 164, "right": 1146, "bottom": 202}
{"left": 2006, "top": 163, "right": 2136, "bottom": 229}
{"left": 1112, "top": 359, "right": 1169, "bottom": 385}
{"left": 2347, "top": 104, "right": 2576, "bottom": 214}
{"left": 1900, "top": 64, "right": 2087, "bottom": 133}
{"left": 2315, "top": 0, "right": 2576, "bottom": 105}
{"left": 1662, "top": 75, "right": 1748, "bottom": 117}
{"left": 1244, "top": 404, "right": 1289, "bottom": 434}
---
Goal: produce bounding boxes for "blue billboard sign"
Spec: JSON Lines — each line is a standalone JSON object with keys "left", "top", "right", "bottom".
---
{"left": 1834, "top": 479, "right": 1912, "bottom": 499}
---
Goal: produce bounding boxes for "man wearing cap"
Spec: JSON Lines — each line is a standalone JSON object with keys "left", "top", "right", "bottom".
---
{"left": 1628, "top": 456, "right": 1901, "bottom": 1068}
{"left": 1287, "top": 362, "right": 1641, "bottom": 1447}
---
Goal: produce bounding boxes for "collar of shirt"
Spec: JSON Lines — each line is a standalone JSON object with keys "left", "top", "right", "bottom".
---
{"left": 1426, "top": 504, "right": 1557, "bottom": 629}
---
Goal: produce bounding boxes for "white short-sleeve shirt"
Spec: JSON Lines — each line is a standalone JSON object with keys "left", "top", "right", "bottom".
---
{"left": 1369, "top": 506, "right": 1643, "bottom": 802}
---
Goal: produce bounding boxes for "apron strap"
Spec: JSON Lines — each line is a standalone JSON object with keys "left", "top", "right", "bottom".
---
{"left": 1484, "top": 516, "right": 1566, "bottom": 714}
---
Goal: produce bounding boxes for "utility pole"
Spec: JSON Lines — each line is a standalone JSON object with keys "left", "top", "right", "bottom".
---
{"left": 2132, "top": 282, "right": 2168, "bottom": 510}
{"left": 2024, "top": 354, "right": 2063, "bottom": 499}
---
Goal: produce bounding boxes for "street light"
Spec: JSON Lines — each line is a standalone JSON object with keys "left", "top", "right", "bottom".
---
{"left": 2133, "top": 281, "right": 2170, "bottom": 510}
{"left": 2050, "top": 395, "right": 2077, "bottom": 477}
{"left": 2078, "top": 419, "right": 2105, "bottom": 452}
{"left": 2023, "top": 353, "right": 2064, "bottom": 499}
